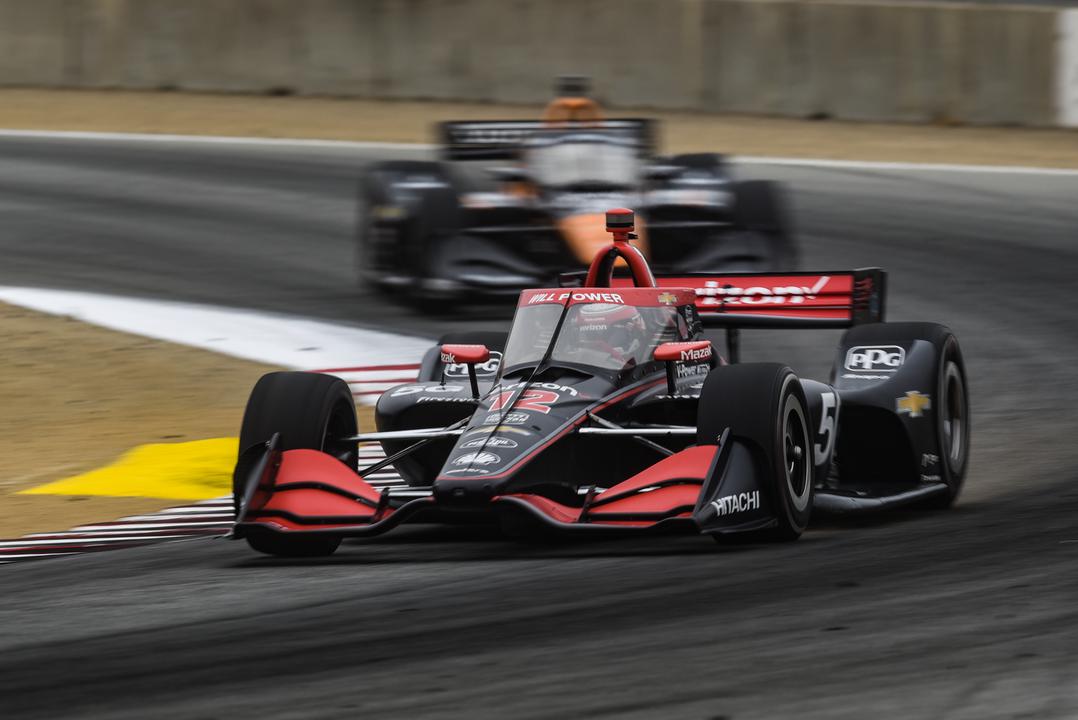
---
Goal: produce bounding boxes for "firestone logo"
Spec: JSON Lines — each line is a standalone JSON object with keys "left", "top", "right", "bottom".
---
{"left": 697, "top": 276, "right": 830, "bottom": 306}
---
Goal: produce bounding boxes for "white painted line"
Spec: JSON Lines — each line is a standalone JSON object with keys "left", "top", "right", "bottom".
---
{"left": 0, "top": 128, "right": 433, "bottom": 152}
{"left": 68, "top": 522, "right": 231, "bottom": 531}
{"left": 0, "top": 535, "right": 190, "bottom": 547}
{"left": 99, "top": 515, "right": 233, "bottom": 523}
{"left": 0, "top": 287, "right": 434, "bottom": 405}
{"left": 735, "top": 156, "right": 1078, "bottom": 177}
{"left": 0, "top": 128, "right": 1075, "bottom": 176}
{"left": 1059, "top": 10, "right": 1078, "bottom": 128}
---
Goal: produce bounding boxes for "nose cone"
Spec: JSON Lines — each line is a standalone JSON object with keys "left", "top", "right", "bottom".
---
{"left": 559, "top": 213, "right": 648, "bottom": 265}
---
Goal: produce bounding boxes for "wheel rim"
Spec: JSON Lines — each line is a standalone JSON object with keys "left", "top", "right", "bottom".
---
{"left": 941, "top": 361, "right": 966, "bottom": 471}
{"left": 783, "top": 395, "right": 811, "bottom": 513}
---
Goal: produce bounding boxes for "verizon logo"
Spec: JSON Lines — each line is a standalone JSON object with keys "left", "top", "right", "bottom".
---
{"left": 697, "top": 276, "right": 830, "bottom": 306}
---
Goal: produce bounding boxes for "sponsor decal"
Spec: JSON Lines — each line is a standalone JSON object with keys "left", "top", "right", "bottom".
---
{"left": 426, "top": 384, "right": 465, "bottom": 393}
{"left": 451, "top": 451, "right": 501, "bottom": 467}
{"left": 439, "top": 350, "right": 456, "bottom": 365}
{"left": 460, "top": 437, "right": 519, "bottom": 450}
{"left": 489, "top": 388, "right": 560, "bottom": 414}
{"left": 896, "top": 391, "right": 932, "bottom": 418}
{"left": 814, "top": 391, "right": 839, "bottom": 461}
{"left": 921, "top": 453, "right": 940, "bottom": 468}
{"left": 444, "top": 351, "right": 502, "bottom": 379}
{"left": 710, "top": 490, "right": 760, "bottom": 517}
{"left": 676, "top": 363, "right": 709, "bottom": 379}
{"left": 697, "top": 276, "right": 830, "bottom": 306}
{"left": 500, "top": 381, "right": 579, "bottom": 397}
{"left": 484, "top": 411, "right": 531, "bottom": 425}
{"left": 390, "top": 385, "right": 425, "bottom": 397}
{"left": 920, "top": 474, "right": 942, "bottom": 483}
{"left": 443, "top": 468, "right": 493, "bottom": 476}
{"left": 658, "top": 292, "right": 677, "bottom": 306}
{"left": 845, "top": 345, "right": 905, "bottom": 372}
{"left": 392, "top": 384, "right": 466, "bottom": 397}
{"left": 580, "top": 323, "right": 608, "bottom": 332}
{"left": 463, "top": 425, "right": 533, "bottom": 437}
{"left": 528, "top": 291, "right": 624, "bottom": 305}
{"left": 680, "top": 345, "right": 712, "bottom": 362}
{"left": 841, "top": 373, "right": 891, "bottom": 381}
{"left": 417, "top": 396, "right": 475, "bottom": 403}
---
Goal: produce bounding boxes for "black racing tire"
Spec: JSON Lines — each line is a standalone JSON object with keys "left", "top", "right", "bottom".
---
{"left": 236, "top": 372, "right": 358, "bottom": 557}
{"left": 668, "top": 152, "right": 728, "bottom": 174}
{"left": 731, "top": 180, "right": 799, "bottom": 269}
{"left": 357, "top": 161, "right": 461, "bottom": 297}
{"left": 836, "top": 322, "right": 969, "bottom": 507}
{"left": 697, "top": 363, "right": 813, "bottom": 541}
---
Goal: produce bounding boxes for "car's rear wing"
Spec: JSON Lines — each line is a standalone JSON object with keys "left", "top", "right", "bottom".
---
{"left": 614, "top": 268, "right": 886, "bottom": 363}
{"left": 438, "top": 118, "right": 656, "bottom": 161}
{"left": 611, "top": 268, "right": 886, "bottom": 328}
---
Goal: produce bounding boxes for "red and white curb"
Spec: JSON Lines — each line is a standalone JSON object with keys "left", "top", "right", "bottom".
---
{"left": 1, "top": 389, "right": 411, "bottom": 565}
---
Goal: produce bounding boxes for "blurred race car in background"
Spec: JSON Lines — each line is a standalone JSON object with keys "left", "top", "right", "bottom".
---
{"left": 236, "top": 210, "right": 969, "bottom": 557}
{"left": 358, "top": 77, "right": 798, "bottom": 305}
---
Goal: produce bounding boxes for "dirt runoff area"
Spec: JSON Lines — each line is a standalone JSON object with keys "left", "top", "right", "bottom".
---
{"left": 0, "top": 302, "right": 375, "bottom": 538}
{"left": 0, "top": 88, "right": 1077, "bottom": 168}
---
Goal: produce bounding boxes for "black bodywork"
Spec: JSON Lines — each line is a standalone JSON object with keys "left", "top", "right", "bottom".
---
{"left": 358, "top": 119, "right": 797, "bottom": 302}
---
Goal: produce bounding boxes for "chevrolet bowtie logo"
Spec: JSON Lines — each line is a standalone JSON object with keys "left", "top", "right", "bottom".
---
{"left": 896, "top": 391, "right": 932, "bottom": 418}
{"left": 658, "top": 292, "right": 677, "bottom": 305}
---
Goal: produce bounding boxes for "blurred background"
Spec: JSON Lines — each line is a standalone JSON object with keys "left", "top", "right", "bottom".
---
{"left": 1, "top": 2, "right": 1077, "bottom": 719}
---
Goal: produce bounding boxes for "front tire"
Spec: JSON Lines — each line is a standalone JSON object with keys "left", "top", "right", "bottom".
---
{"left": 697, "top": 363, "right": 813, "bottom": 540}
{"left": 236, "top": 371, "right": 358, "bottom": 557}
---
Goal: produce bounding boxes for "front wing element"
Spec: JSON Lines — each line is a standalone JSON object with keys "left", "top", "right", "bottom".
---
{"left": 232, "top": 431, "right": 782, "bottom": 540}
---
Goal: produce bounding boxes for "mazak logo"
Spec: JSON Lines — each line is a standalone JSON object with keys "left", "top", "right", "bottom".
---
{"left": 845, "top": 345, "right": 904, "bottom": 372}
{"left": 680, "top": 346, "right": 711, "bottom": 362}
{"left": 445, "top": 351, "right": 502, "bottom": 379}
{"left": 710, "top": 490, "right": 760, "bottom": 516}
{"left": 451, "top": 452, "right": 500, "bottom": 467}
{"left": 697, "top": 276, "right": 830, "bottom": 306}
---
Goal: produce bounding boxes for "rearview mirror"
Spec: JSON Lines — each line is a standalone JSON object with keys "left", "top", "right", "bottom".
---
{"left": 440, "top": 344, "right": 491, "bottom": 398}
{"left": 654, "top": 341, "right": 714, "bottom": 394}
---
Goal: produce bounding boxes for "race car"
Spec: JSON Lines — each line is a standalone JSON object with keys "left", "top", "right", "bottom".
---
{"left": 358, "top": 78, "right": 797, "bottom": 305}
{"left": 235, "top": 209, "right": 968, "bottom": 557}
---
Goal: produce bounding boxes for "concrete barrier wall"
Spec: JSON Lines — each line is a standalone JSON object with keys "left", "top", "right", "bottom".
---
{"left": 0, "top": 0, "right": 1072, "bottom": 127}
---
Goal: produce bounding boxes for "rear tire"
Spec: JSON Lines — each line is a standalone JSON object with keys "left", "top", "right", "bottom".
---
{"left": 236, "top": 372, "right": 358, "bottom": 557}
{"left": 357, "top": 161, "right": 461, "bottom": 301}
{"left": 697, "top": 363, "right": 813, "bottom": 540}
{"left": 731, "top": 180, "right": 799, "bottom": 269}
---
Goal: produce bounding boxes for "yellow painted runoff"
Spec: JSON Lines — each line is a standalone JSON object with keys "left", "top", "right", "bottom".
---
{"left": 21, "top": 438, "right": 237, "bottom": 500}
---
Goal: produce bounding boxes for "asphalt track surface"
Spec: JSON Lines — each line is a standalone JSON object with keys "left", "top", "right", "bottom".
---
{"left": 2, "top": 136, "right": 1077, "bottom": 719}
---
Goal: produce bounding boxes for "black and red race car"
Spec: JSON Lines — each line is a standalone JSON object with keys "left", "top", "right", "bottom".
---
{"left": 358, "top": 79, "right": 796, "bottom": 304}
{"left": 234, "top": 209, "right": 969, "bottom": 557}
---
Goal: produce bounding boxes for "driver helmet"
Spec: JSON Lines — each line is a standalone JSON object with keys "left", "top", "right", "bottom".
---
{"left": 574, "top": 303, "right": 647, "bottom": 361}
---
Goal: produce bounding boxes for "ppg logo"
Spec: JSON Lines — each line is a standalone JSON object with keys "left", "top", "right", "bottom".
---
{"left": 845, "top": 345, "right": 905, "bottom": 372}
{"left": 445, "top": 351, "right": 502, "bottom": 379}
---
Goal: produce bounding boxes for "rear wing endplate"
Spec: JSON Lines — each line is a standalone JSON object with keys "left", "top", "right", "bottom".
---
{"left": 438, "top": 118, "right": 656, "bottom": 161}
{"left": 613, "top": 268, "right": 887, "bottom": 329}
